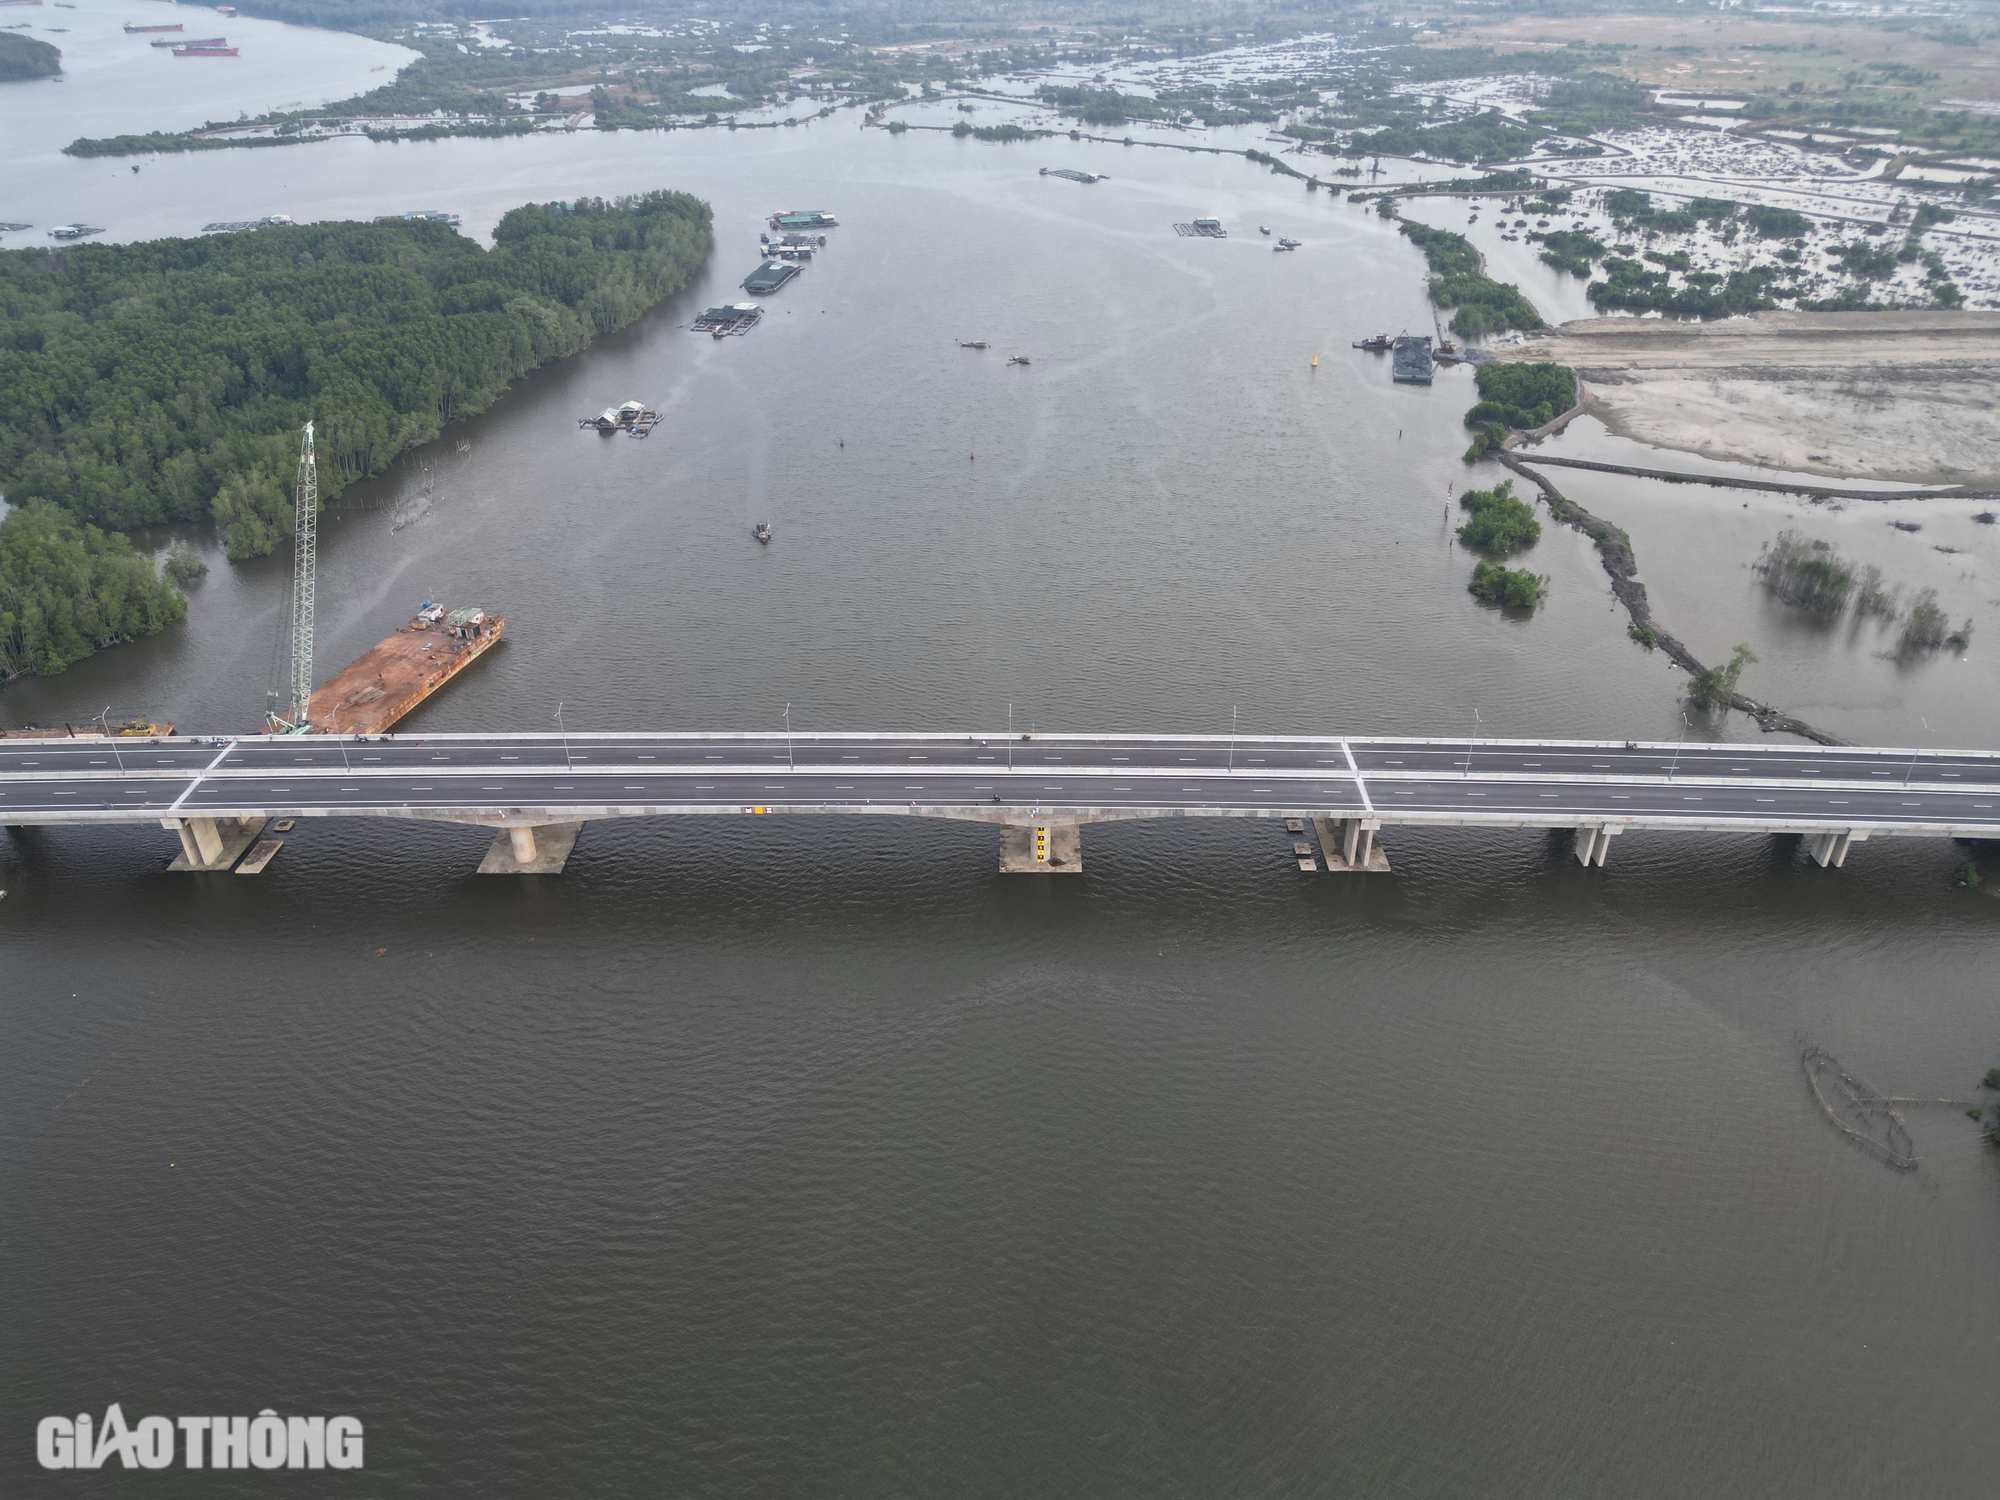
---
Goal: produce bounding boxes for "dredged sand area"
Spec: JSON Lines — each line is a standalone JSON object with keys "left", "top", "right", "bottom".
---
{"left": 1491, "top": 311, "right": 2000, "bottom": 488}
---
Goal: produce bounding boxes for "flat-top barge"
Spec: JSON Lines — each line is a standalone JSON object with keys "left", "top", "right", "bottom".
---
{"left": 298, "top": 603, "right": 505, "bottom": 734}
{"left": 1392, "top": 334, "right": 1435, "bottom": 385}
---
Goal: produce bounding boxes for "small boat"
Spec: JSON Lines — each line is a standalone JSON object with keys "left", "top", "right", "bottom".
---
{"left": 960, "top": 340, "right": 988, "bottom": 349}
{"left": 1352, "top": 334, "right": 1392, "bottom": 351}
{"left": 752, "top": 522, "right": 772, "bottom": 544}
{"left": 1259, "top": 225, "right": 1271, "bottom": 235}
{"left": 1278, "top": 238, "right": 1301, "bottom": 248}
{"left": 1007, "top": 355, "right": 1030, "bottom": 366}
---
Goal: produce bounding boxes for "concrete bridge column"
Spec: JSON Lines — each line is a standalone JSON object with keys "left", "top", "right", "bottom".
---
{"left": 1806, "top": 829, "right": 1861, "bottom": 868}
{"left": 1574, "top": 823, "right": 1620, "bottom": 867}
{"left": 163, "top": 815, "right": 267, "bottom": 872}
{"left": 478, "top": 820, "right": 585, "bottom": 875}
{"left": 1314, "top": 817, "right": 1389, "bottom": 872}
{"left": 999, "top": 818, "right": 1082, "bottom": 873}
{"left": 183, "top": 817, "right": 224, "bottom": 868}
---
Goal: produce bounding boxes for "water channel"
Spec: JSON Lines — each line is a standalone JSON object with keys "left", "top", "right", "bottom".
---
{"left": 5, "top": 19, "right": 1998, "bottom": 1497}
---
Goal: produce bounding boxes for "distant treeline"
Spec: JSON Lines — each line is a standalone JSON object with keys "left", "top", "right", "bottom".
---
{"left": 0, "top": 193, "right": 710, "bottom": 680}
{"left": 64, "top": 132, "right": 309, "bottom": 159}
{"left": 0, "top": 33, "right": 62, "bottom": 81}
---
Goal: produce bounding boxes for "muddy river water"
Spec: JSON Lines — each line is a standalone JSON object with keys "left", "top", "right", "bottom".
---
{"left": 4, "top": 18, "right": 1998, "bottom": 1497}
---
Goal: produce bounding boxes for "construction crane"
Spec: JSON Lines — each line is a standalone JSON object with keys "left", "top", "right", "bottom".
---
{"left": 267, "top": 421, "right": 318, "bottom": 733}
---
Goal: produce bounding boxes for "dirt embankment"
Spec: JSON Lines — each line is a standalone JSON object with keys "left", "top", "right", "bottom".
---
{"left": 1489, "top": 311, "right": 2000, "bottom": 489}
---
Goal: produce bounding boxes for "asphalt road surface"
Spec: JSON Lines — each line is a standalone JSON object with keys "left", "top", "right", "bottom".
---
{"left": 3, "top": 733, "right": 1997, "bottom": 835}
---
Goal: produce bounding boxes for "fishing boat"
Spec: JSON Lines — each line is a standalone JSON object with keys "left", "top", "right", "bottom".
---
{"left": 752, "top": 522, "right": 772, "bottom": 544}
{"left": 1352, "top": 334, "right": 1392, "bottom": 351}
{"left": 1007, "top": 355, "right": 1030, "bottom": 366}
{"left": 1259, "top": 225, "right": 1271, "bottom": 235}
{"left": 1278, "top": 237, "right": 1301, "bottom": 248}
{"left": 959, "top": 340, "right": 988, "bottom": 349}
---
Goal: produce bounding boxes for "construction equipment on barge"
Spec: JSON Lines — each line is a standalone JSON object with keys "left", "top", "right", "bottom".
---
{"left": 299, "top": 603, "right": 506, "bottom": 735}
{"left": 261, "top": 420, "right": 505, "bottom": 736}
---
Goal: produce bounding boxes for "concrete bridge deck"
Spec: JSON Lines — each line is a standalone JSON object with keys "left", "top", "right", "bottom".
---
{"left": 2, "top": 731, "right": 1995, "bottom": 873}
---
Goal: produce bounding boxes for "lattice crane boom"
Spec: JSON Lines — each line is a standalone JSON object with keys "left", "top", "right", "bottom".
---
{"left": 283, "top": 421, "right": 317, "bottom": 732}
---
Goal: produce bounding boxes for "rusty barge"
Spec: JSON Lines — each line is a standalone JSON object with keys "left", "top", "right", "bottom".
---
{"left": 297, "top": 604, "right": 504, "bottom": 734}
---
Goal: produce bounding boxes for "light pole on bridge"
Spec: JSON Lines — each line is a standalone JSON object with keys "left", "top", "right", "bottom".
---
{"left": 1668, "top": 712, "right": 1689, "bottom": 781}
{"left": 1461, "top": 707, "right": 1479, "bottom": 778}
{"left": 1229, "top": 705, "right": 1238, "bottom": 774}
{"left": 1903, "top": 717, "right": 1929, "bottom": 786}
{"left": 784, "top": 702, "right": 793, "bottom": 771}
{"left": 554, "top": 701, "right": 571, "bottom": 770}
{"left": 95, "top": 707, "right": 126, "bottom": 775}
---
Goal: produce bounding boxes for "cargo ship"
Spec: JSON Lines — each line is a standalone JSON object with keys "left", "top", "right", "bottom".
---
{"left": 174, "top": 44, "right": 238, "bottom": 55}
{"left": 124, "top": 21, "right": 182, "bottom": 31}
{"left": 296, "top": 603, "right": 505, "bottom": 734}
{"left": 154, "top": 34, "right": 223, "bottom": 46}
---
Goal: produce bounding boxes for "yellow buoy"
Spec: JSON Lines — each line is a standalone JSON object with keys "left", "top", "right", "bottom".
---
{"left": 1310, "top": 353, "right": 1319, "bottom": 368}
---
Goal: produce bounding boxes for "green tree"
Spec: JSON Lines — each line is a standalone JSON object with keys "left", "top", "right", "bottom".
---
{"left": 0, "top": 504, "right": 185, "bottom": 681}
{"left": 1687, "top": 643, "right": 1758, "bottom": 710}
{"left": 1457, "top": 480, "right": 1542, "bottom": 554}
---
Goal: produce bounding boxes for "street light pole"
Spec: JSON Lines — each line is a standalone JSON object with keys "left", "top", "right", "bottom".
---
{"left": 1229, "top": 705, "right": 1238, "bottom": 773}
{"left": 554, "top": 701, "right": 571, "bottom": 770}
{"left": 1461, "top": 708, "right": 1479, "bottom": 778}
{"left": 1904, "top": 716, "right": 1930, "bottom": 786}
{"left": 1668, "top": 712, "right": 1689, "bottom": 781}
{"left": 1007, "top": 703, "right": 1013, "bottom": 770}
{"left": 96, "top": 707, "right": 126, "bottom": 774}
{"left": 784, "top": 702, "right": 793, "bottom": 770}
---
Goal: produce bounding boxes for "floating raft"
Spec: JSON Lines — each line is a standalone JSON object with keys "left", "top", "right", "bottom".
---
{"left": 1172, "top": 219, "right": 1228, "bottom": 238}
{"left": 691, "top": 303, "right": 762, "bottom": 335}
{"left": 299, "top": 609, "right": 505, "bottom": 735}
{"left": 742, "top": 259, "right": 800, "bottom": 294}
{"left": 1041, "top": 168, "right": 1104, "bottom": 184}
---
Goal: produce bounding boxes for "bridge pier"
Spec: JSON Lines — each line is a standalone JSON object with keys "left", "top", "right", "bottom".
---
{"left": 477, "top": 821, "right": 585, "bottom": 875}
{"left": 1315, "top": 817, "right": 1390, "bottom": 872}
{"left": 1574, "top": 823, "right": 1621, "bottom": 867}
{"left": 163, "top": 816, "right": 267, "bottom": 872}
{"left": 1806, "top": 829, "right": 1862, "bottom": 868}
{"left": 999, "top": 819, "right": 1082, "bottom": 874}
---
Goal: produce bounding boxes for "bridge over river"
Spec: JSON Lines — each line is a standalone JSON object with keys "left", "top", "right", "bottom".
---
{"left": 3, "top": 731, "right": 1996, "bottom": 875}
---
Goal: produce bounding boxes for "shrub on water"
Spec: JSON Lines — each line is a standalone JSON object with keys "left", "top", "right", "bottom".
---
{"left": 1468, "top": 560, "right": 1547, "bottom": 610}
{"left": 1456, "top": 480, "right": 1541, "bottom": 554}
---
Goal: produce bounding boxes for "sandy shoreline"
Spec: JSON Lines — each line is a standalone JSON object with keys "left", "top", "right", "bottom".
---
{"left": 1489, "top": 312, "right": 2000, "bottom": 487}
